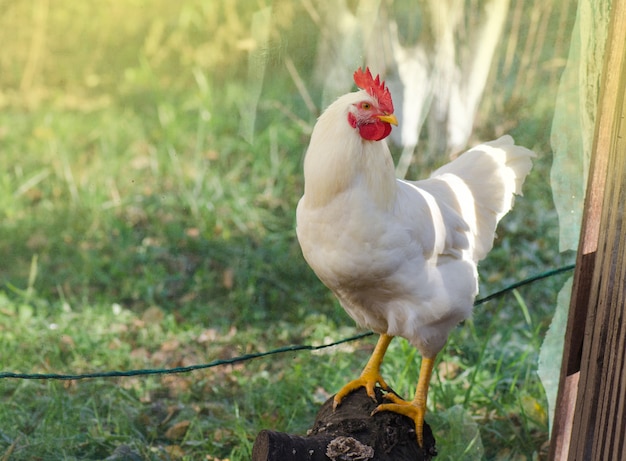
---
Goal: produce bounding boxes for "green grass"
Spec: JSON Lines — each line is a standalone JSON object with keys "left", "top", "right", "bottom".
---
{"left": 0, "top": 1, "right": 577, "bottom": 460}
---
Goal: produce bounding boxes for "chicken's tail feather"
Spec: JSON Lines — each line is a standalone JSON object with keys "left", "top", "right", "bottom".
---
{"left": 423, "top": 135, "right": 535, "bottom": 262}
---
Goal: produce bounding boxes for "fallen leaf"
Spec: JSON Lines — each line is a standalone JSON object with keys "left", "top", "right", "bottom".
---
{"left": 161, "top": 375, "right": 192, "bottom": 397}
{"left": 222, "top": 268, "right": 234, "bottom": 290}
{"left": 59, "top": 334, "right": 76, "bottom": 352}
{"left": 185, "top": 228, "right": 200, "bottom": 238}
{"left": 1, "top": 436, "right": 20, "bottom": 461}
{"left": 130, "top": 347, "right": 150, "bottom": 360}
{"left": 437, "top": 360, "right": 461, "bottom": 380}
{"left": 142, "top": 306, "right": 164, "bottom": 324}
{"left": 164, "top": 444, "right": 185, "bottom": 458}
{"left": 197, "top": 329, "right": 218, "bottom": 343}
{"left": 165, "top": 421, "right": 190, "bottom": 441}
{"left": 205, "top": 149, "right": 219, "bottom": 161}
{"left": 159, "top": 405, "right": 181, "bottom": 426}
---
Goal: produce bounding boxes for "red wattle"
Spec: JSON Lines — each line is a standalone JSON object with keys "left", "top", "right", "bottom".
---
{"left": 358, "top": 121, "right": 392, "bottom": 141}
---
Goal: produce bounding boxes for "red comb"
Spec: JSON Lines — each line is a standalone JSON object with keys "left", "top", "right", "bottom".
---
{"left": 353, "top": 67, "right": 394, "bottom": 114}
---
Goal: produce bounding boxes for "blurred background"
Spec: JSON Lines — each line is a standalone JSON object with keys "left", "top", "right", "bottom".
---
{"left": 0, "top": 0, "right": 586, "bottom": 459}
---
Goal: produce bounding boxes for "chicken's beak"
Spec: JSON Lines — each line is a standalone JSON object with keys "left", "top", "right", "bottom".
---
{"left": 377, "top": 113, "right": 398, "bottom": 126}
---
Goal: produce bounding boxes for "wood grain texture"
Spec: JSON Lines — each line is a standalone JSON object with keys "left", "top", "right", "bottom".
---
{"left": 549, "top": 1, "right": 626, "bottom": 459}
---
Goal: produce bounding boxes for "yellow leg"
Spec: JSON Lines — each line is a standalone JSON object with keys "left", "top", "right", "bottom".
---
{"left": 333, "top": 334, "right": 394, "bottom": 409}
{"left": 373, "top": 355, "right": 435, "bottom": 447}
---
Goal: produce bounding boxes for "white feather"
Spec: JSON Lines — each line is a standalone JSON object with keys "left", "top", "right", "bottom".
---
{"left": 296, "top": 92, "right": 535, "bottom": 358}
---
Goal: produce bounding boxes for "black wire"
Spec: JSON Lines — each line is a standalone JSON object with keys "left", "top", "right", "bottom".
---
{"left": 473, "top": 263, "right": 575, "bottom": 306}
{"left": 0, "top": 264, "right": 574, "bottom": 381}
{"left": 0, "top": 332, "right": 374, "bottom": 381}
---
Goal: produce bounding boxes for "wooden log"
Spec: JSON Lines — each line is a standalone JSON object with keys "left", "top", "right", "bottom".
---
{"left": 252, "top": 387, "right": 437, "bottom": 461}
{"left": 252, "top": 430, "right": 335, "bottom": 461}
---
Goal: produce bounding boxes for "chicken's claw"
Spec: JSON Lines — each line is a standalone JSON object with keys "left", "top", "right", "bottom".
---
{"left": 333, "top": 334, "right": 394, "bottom": 409}
{"left": 372, "top": 356, "right": 435, "bottom": 447}
{"left": 333, "top": 370, "right": 391, "bottom": 409}
{"left": 373, "top": 395, "right": 427, "bottom": 446}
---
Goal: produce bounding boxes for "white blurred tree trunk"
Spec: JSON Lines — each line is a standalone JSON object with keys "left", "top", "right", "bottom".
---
{"left": 308, "top": 0, "right": 509, "bottom": 177}
{"left": 429, "top": 0, "right": 510, "bottom": 157}
{"left": 306, "top": 0, "right": 386, "bottom": 109}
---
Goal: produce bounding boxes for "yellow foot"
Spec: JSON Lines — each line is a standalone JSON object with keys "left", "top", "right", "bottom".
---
{"left": 333, "top": 334, "right": 394, "bottom": 410}
{"left": 333, "top": 370, "right": 391, "bottom": 410}
{"left": 373, "top": 394, "right": 427, "bottom": 446}
{"left": 372, "top": 355, "right": 435, "bottom": 447}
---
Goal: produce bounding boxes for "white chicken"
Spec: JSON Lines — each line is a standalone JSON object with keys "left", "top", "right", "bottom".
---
{"left": 296, "top": 67, "right": 534, "bottom": 446}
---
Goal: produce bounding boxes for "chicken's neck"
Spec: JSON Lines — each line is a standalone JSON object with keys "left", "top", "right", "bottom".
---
{"left": 302, "top": 114, "right": 396, "bottom": 211}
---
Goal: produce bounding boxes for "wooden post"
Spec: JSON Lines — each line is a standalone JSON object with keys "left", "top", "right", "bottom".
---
{"left": 549, "top": 1, "right": 626, "bottom": 459}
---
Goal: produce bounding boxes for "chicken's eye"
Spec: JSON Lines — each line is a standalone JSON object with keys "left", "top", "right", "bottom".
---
{"left": 361, "top": 102, "right": 371, "bottom": 110}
